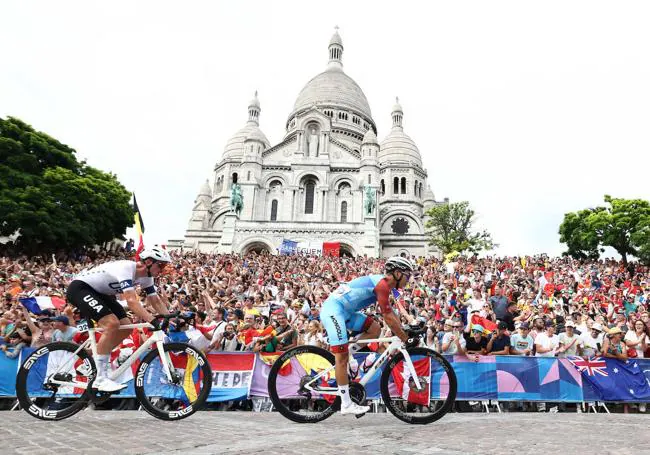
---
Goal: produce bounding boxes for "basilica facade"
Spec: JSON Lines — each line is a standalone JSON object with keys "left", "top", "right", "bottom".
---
{"left": 171, "top": 30, "right": 444, "bottom": 257}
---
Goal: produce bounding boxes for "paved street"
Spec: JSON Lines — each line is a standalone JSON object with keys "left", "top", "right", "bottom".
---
{"left": 2, "top": 411, "right": 650, "bottom": 454}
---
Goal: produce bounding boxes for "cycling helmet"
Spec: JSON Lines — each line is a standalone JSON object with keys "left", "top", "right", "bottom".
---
{"left": 385, "top": 256, "right": 415, "bottom": 273}
{"left": 139, "top": 245, "right": 172, "bottom": 263}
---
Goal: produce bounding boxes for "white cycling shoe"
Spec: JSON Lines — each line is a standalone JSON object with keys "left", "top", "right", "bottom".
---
{"left": 340, "top": 402, "right": 370, "bottom": 416}
{"left": 93, "top": 377, "right": 127, "bottom": 392}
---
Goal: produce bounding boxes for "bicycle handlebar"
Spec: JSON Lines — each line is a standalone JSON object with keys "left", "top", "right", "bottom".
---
{"left": 150, "top": 312, "right": 196, "bottom": 332}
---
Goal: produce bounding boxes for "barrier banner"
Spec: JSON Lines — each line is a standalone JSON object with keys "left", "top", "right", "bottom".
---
{"left": 7, "top": 351, "right": 650, "bottom": 403}
{"left": 0, "top": 351, "right": 19, "bottom": 396}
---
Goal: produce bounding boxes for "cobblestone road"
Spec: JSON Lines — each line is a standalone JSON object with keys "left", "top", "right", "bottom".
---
{"left": 2, "top": 411, "right": 649, "bottom": 455}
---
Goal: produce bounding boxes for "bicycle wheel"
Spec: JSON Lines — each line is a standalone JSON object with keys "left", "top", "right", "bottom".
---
{"left": 135, "top": 343, "right": 212, "bottom": 421}
{"left": 380, "top": 347, "right": 457, "bottom": 424}
{"left": 267, "top": 345, "right": 340, "bottom": 423}
{"left": 15, "top": 342, "right": 95, "bottom": 421}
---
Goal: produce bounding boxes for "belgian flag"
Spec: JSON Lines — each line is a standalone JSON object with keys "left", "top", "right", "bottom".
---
{"left": 133, "top": 193, "right": 145, "bottom": 260}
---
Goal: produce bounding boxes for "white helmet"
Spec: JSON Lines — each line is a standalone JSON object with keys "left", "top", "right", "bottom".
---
{"left": 140, "top": 245, "right": 172, "bottom": 263}
{"left": 385, "top": 256, "right": 415, "bottom": 273}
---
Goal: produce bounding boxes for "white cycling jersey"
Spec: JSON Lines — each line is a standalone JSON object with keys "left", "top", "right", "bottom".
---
{"left": 74, "top": 260, "right": 155, "bottom": 296}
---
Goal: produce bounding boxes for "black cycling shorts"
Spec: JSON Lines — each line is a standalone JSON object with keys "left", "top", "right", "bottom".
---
{"left": 66, "top": 280, "right": 128, "bottom": 322}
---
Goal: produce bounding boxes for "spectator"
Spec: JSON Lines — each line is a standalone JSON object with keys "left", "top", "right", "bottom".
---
{"left": 510, "top": 322, "right": 534, "bottom": 356}
{"left": 275, "top": 312, "right": 298, "bottom": 351}
{"left": 51, "top": 315, "right": 78, "bottom": 342}
{"left": 441, "top": 319, "right": 466, "bottom": 355}
{"left": 486, "top": 321, "right": 511, "bottom": 355}
{"left": 625, "top": 320, "right": 648, "bottom": 359}
{"left": 603, "top": 327, "right": 627, "bottom": 361}
{"left": 535, "top": 321, "right": 559, "bottom": 357}
{"left": 580, "top": 322, "right": 604, "bottom": 358}
{"left": 490, "top": 287, "right": 509, "bottom": 320}
{"left": 557, "top": 321, "right": 582, "bottom": 357}
{"left": 301, "top": 320, "right": 325, "bottom": 347}
{"left": 463, "top": 324, "right": 489, "bottom": 359}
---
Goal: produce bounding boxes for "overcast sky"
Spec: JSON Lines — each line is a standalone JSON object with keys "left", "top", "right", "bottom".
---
{"left": 1, "top": 1, "right": 649, "bottom": 256}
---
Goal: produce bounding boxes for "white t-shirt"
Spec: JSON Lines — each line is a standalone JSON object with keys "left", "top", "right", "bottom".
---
{"left": 510, "top": 333, "right": 534, "bottom": 355}
{"left": 580, "top": 332, "right": 603, "bottom": 358}
{"left": 535, "top": 332, "right": 559, "bottom": 357}
{"left": 467, "top": 298, "right": 485, "bottom": 313}
{"left": 558, "top": 332, "right": 583, "bottom": 357}
{"left": 441, "top": 332, "right": 466, "bottom": 355}
{"left": 624, "top": 331, "right": 648, "bottom": 359}
{"left": 75, "top": 260, "right": 155, "bottom": 295}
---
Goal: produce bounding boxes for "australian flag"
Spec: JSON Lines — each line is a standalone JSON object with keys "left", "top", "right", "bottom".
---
{"left": 569, "top": 357, "right": 650, "bottom": 402}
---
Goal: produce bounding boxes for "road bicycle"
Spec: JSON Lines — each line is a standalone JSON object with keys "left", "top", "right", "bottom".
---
{"left": 16, "top": 312, "right": 212, "bottom": 421}
{"left": 267, "top": 325, "right": 457, "bottom": 424}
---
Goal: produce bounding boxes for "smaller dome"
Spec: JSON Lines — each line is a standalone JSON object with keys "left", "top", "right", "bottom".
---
{"left": 379, "top": 130, "right": 422, "bottom": 167}
{"left": 223, "top": 124, "right": 270, "bottom": 159}
{"left": 362, "top": 129, "right": 378, "bottom": 145}
{"left": 245, "top": 127, "right": 268, "bottom": 144}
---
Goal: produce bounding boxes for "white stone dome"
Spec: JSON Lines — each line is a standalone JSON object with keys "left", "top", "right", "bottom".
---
{"left": 379, "top": 130, "right": 422, "bottom": 167}
{"left": 223, "top": 124, "right": 270, "bottom": 159}
{"left": 292, "top": 68, "right": 373, "bottom": 120}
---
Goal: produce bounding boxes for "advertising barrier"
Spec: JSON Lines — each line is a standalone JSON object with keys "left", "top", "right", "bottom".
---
{"left": 4, "top": 351, "right": 650, "bottom": 403}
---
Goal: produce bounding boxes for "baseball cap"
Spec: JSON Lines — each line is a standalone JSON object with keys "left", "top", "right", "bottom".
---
{"left": 497, "top": 321, "right": 508, "bottom": 330}
{"left": 565, "top": 321, "right": 575, "bottom": 328}
{"left": 519, "top": 322, "right": 530, "bottom": 330}
{"left": 592, "top": 323, "right": 604, "bottom": 332}
{"left": 52, "top": 316, "right": 70, "bottom": 325}
{"left": 544, "top": 320, "right": 555, "bottom": 328}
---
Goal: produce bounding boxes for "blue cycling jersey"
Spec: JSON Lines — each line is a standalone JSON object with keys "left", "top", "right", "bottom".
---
{"left": 327, "top": 274, "right": 386, "bottom": 313}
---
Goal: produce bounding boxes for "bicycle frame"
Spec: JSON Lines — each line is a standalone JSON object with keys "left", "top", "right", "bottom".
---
{"left": 45, "top": 323, "right": 174, "bottom": 390}
{"left": 301, "top": 336, "right": 423, "bottom": 396}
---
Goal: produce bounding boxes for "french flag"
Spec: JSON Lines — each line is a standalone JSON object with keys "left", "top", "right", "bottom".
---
{"left": 19, "top": 296, "right": 66, "bottom": 315}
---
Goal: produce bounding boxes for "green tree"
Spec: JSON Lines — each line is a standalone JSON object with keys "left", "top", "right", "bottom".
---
{"left": 0, "top": 117, "right": 133, "bottom": 254}
{"left": 559, "top": 195, "right": 650, "bottom": 265}
{"left": 424, "top": 201, "right": 497, "bottom": 255}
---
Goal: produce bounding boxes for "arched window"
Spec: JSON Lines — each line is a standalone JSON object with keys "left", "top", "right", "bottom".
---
{"left": 380, "top": 179, "right": 385, "bottom": 195}
{"left": 367, "top": 174, "right": 371, "bottom": 184}
{"left": 400, "top": 177, "right": 406, "bottom": 194}
{"left": 247, "top": 171, "right": 251, "bottom": 181}
{"left": 270, "top": 199, "right": 278, "bottom": 221}
{"left": 414, "top": 180, "right": 418, "bottom": 196}
{"left": 340, "top": 201, "right": 348, "bottom": 223}
{"left": 419, "top": 182, "right": 423, "bottom": 198}
{"left": 232, "top": 173, "right": 238, "bottom": 185}
{"left": 393, "top": 177, "right": 399, "bottom": 195}
{"left": 305, "top": 180, "right": 315, "bottom": 214}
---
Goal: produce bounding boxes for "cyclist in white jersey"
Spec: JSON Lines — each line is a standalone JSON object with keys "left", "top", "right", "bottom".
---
{"left": 66, "top": 246, "right": 171, "bottom": 392}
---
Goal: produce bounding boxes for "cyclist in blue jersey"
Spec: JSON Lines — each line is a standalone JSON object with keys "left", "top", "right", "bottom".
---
{"left": 321, "top": 256, "right": 419, "bottom": 416}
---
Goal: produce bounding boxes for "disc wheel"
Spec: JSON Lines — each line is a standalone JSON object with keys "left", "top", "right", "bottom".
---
{"left": 380, "top": 347, "right": 457, "bottom": 424}
{"left": 15, "top": 342, "right": 96, "bottom": 421}
{"left": 267, "top": 345, "right": 339, "bottom": 423}
{"left": 134, "top": 343, "right": 212, "bottom": 421}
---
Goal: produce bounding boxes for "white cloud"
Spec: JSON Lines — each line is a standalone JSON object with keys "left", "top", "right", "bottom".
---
{"left": 1, "top": 1, "right": 649, "bottom": 255}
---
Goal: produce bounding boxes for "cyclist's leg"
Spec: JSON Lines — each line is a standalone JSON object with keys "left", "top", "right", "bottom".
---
{"left": 320, "top": 300, "right": 350, "bottom": 388}
{"left": 67, "top": 282, "right": 130, "bottom": 381}
{"left": 347, "top": 313, "right": 382, "bottom": 353}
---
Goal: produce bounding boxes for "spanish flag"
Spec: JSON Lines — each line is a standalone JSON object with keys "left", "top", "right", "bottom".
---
{"left": 133, "top": 193, "right": 145, "bottom": 260}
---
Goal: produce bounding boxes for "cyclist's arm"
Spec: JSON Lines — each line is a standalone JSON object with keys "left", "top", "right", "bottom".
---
{"left": 145, "top": 294, "right": 168, "bottom": 315}
{"left": 122, "top": 289, "right": 155, "bottom": 323}
{"left": 375, "top": 280, "right": 407, "bottom": 342}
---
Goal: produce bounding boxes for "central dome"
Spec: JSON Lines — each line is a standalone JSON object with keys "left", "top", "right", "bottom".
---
{"left": 293, "top": 67, "right": 373, "bottom": 120}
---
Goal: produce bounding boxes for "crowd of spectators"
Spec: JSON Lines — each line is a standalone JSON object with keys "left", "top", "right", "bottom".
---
{"left": 1, "top": 247, "right": 649, "bottom": 412}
